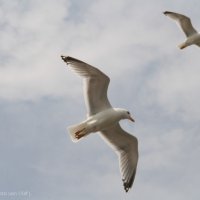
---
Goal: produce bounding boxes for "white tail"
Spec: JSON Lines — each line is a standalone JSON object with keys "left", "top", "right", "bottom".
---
{"left": 67, "top": 121, "right": 88, "bottom": 142}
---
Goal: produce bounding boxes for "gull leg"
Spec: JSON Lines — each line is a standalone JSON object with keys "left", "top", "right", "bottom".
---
{"left": 75, "top": 128, "right": 86, "bottom": 139}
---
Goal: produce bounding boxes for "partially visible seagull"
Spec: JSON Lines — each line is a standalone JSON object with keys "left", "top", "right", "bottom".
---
{"left": 163, "top": 11, "right": 200, "bottom": 49}
{"left": 61, "top": 55, "right": 138, "bottom": 192}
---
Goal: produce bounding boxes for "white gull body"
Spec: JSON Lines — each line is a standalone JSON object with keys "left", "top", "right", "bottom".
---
{"left": 164, "top": 11, "right": 200, "bottom": 49}
{"left": 61, "top": 56, "right": 138, "bottom": 192}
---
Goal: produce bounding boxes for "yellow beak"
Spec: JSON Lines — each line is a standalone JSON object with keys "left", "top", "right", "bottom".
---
{"left": 129, "top": 116, "right": 135, "bottom": 122}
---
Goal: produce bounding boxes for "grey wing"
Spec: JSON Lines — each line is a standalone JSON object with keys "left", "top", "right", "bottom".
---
{"left": 100, "top": 123, "right": 138, "bottom": 192}
{"left": 164, "top": 11, "right": 197, "bottom": 37}
{"left": 61, "top": 56, "right": 112, "bottom": 116}
{"left": 195, "top": 42, "right": 200, "bottom": 47}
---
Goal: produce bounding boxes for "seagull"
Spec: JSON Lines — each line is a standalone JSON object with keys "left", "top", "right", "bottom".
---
{"left": 163, "top": 11, "right": 200, "bottom": 49}
{"left": 61, "top": 55, "right": 138, "bottom": 192}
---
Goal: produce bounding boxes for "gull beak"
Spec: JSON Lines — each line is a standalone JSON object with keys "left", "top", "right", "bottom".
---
{"left": 129, "top": 116, "right": 135, "bottom": 122}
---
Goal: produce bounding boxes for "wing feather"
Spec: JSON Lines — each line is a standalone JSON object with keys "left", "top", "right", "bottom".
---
{"left": 164, "top": 11, "right": 197, "bottom": 37}
{"left": 100, "top": 123, "right": 138, "bottom": 192}
{"left": 61, "top": 56, "right": 112, "bottom": 116}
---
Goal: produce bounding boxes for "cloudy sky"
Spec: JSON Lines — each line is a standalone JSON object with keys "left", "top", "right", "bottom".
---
{"left": 1, "top": 0, "right": 200, "bottom": 199}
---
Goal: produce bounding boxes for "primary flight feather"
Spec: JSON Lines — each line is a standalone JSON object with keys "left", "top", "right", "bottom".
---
{"left": 61, "top": 55, "right": 138, "bottom": 192}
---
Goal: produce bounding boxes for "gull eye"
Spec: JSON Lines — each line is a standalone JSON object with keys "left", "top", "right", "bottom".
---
{"left": 127, "top": 111, "right": 130, "bottom": 115}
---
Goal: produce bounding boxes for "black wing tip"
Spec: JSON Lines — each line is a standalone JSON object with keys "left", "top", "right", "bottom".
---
{"left": 122, "top": 170, "right": 136, "bottom": 193}
{"left": 61, "top": 55, "right": 86, "bottom": 65}
{"left": 61, "top": 55, "right": 68, "bottom": 63}
{"left": 163, "top": 11, "right": 171, "bottom": 15}
{"left": 122, "top": 179, "right": 132, "bottom": 193}
{"left": 61, "top": 55, "right": 71, "bottom": 63}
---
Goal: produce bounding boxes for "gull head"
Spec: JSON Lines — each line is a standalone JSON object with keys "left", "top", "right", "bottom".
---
{"left": 116, "top": 108, "right": 135, "bottom": 122}
{"left": 125, "top": 111, "right": 135, "bottom": 122}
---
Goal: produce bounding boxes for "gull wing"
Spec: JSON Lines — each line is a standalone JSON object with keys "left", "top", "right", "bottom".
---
{"left": 195, "top": 41, "right": 200, "bottom": 47}
{"left": 164, "top": 11, "right": 197, "bottom": 37}
{"left": 61, "top": 56, "right": 112, "bottom": 116}
{"left": 100, "top": 123, "right": 138, "bottom": 192}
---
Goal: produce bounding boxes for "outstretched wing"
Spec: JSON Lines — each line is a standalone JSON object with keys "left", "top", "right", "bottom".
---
{"left": 61, "top": 56, "right": 112, "bottom": 116}
{"left": 164, "top": 11, "right": 197, "bottom": 37}
{"left": 100, "top": 123, "right": 138, "bottom": 192}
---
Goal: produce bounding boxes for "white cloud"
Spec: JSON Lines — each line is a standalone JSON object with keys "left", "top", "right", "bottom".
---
{"left": 0, "top": 0, "right": 175, "bottom": 101}
{"left": 0, "top": 0, "right": 70, "bottom": 100}
{"left": 1, "top": 0, "right": 200, "bottom": 200}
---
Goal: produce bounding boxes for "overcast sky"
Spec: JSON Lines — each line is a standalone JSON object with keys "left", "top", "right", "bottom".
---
{"left": 1, "top": 0, "right": 200, "bottom": 199}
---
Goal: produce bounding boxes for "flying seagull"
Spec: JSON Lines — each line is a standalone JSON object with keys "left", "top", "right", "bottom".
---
{"left": 61, "top": 55, "right": 138, "bottom": 192}
{"left": 163, "top": 11, "right": 200, "bottom": 49}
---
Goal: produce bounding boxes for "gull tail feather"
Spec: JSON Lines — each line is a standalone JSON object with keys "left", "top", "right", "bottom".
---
{"left": 67, "top": 121, "right": 88, "bottom": 142}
